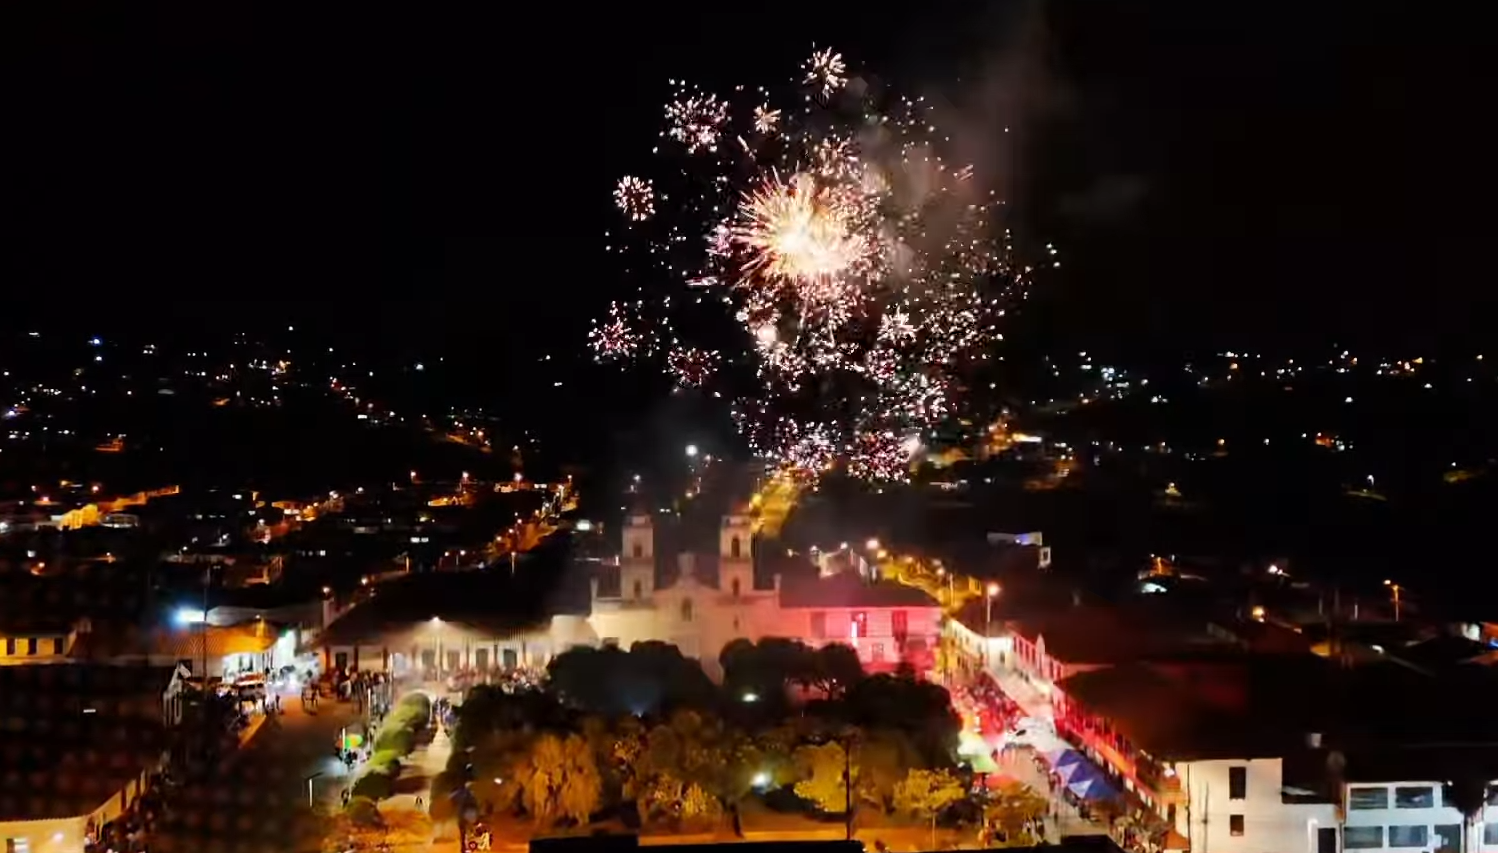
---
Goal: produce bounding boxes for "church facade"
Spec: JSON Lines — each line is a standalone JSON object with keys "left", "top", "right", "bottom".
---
{"left": 318, "top": 512, "right": 943, "bottom": 681}
{"left": 587, "top": 513, "right": 942, "bottom": 678}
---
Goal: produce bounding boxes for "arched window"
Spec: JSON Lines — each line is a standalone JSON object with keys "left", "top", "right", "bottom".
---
{"left": 731, "top": 578, "right": 742, "bottom": 598}
{"left": 730, "top": 537, "right": 742, "bottom": 559}
{"left": 681, "top": 598, "right": 694, "bottom": 623}
{"left": 631, "top": 542, "right": 644, "bottom": 559}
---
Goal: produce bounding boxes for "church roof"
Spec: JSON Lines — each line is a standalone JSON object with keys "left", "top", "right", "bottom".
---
{"left": 777, "top": 571, "right": 938, "bottom": 609}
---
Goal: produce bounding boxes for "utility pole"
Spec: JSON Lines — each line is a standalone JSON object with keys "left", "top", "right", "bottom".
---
{"left": 200, "top": 564, "right": 213, "bottom": 681}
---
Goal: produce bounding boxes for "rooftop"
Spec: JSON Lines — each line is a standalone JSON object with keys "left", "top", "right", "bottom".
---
{"left": 148, "top": 623, "right": 281, "bottom": 660}
{"left": 317, "top": 572, "right": 556, "bottom": 647}
{"left": 777, "top": 570, "right": 939, "bottom": 609}
{"left": 1062, "top": 655, "right": 1498, "bottom": 762}
{"left": 1008, "top": 602, "right": 1233, "bottom": 665}
{"left": 0, "top": 663, "right": 173, "bottom": 821}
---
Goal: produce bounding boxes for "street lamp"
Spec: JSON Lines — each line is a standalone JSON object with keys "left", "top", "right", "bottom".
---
{"left": 305, "top": 771, "right": 324, "bottom": 808}
{"left": 1384, "top": 579, "right": 1402, "bottom": 622}
{"left": 685, "top": 444, "right": 699, "bottom": 458}
{"left": 984, "top": 583, "right": 1001, "bottom": 669}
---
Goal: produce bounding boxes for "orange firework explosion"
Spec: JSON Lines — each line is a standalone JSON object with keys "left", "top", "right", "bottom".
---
{"left": 734, "top": 172, "right": 864, "bottom": 289}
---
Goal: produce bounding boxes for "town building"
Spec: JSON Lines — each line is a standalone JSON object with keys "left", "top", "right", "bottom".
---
{"left": 586, "top": 513, "right": 941, "bottom": 677}
{"left": 1057, "top": 658, "right": 1343, "bottom": 853}
{"left": 0, "top": 664, "right": 174, "bottom": 853}
{"left": 315, "top": 512, "right": 943, "bottom": 681}
{"left": 98, "top": 621, "right": 295, "bottom": 680}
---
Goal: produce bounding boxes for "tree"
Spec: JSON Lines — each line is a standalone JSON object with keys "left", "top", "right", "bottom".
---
{"left": 985, "top": 781, "right": 1049, "bottom": 847}
{"left": 808, "top": 644, "right": 864, "bottom": 698}
{"left": 894, "top": 768, "right": 966, "bottom": 849}
{"left": 840, "top": 673, "right": 961, "bottom": 767}
{"left": 547, "top": 646, "right": 630, "bottom": 715}
{"left": 794, "top": 741, "right": 850, "bottom": 813}
{"left": 854, "top": 731, "right": 918, "bottom": 813}
{"left": 509, "top": 732, "right": 601, "bottom": 828}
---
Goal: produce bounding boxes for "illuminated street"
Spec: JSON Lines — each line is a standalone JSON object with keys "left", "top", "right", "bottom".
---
{"left": 153, "top": 694, "right": 361, "bottom": 853}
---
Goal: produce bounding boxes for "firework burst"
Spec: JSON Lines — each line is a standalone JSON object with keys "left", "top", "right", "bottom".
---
{"left": 614, "top": 176, "right": 655, "bottom": 222}
{"left": 802, "top": 48, "right": 847, "bottom": 100}
{"left": 588, "top": 302, "right": 640, "bottom": 362}
{"left": 595, "top": 48, "right": 1050, "bottom": 481}
{"left": 666, "top": 345, "right": 720, "bottom": 388}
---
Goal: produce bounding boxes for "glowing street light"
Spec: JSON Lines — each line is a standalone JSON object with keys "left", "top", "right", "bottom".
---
{"left": 685, "top": 444, "right": 699, "bottom": 458}
{"left": 864, "top": 538, "right": 881, "bottom": 552}
{"left": 984, "top": 583, "right": 1002, "bottom": 668}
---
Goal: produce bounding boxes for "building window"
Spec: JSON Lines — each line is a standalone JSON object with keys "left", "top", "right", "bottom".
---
{"left": 871, "top": 642, "right": 885, "bottom": 662}
{"left": 892, "top": 610, "right": 909, "bottom": 639}
{"left": 8, "top": 838, "right": 32, "bottom": 853}
{"left": 3, "top": 638, "right": 12, "bottom": 655}
{"left": 52, "top": 638, "right": 63, "bottom": 655}
{"left": 1344, "top": 827, "right": 1384, "bottom": 849}
{"left": 1228, "top": 766, "right": 1247, "bottom": 800}
{"left": 1349, "top": 787, "right": 1390, "bottom": 810}
{"left": 811, "top": 612, "right": 827, "bottom": 638}
{"left": 1434, "top": 824, "right": 1460, "bottom": 853}
{"left": 1388, "top": 826, "right": 1428, "bottom": 848}
{"left": 1229, "top": 815, "right": 1244, "bottom": 837}
{"left": 632, "top": 543, "right": 643, "bottom": 559}
{"left": 1487, "top": 786, "right": 1498, "bottom": 807}
{"left": 731, "top": 578, "right": 741, "bottom": 598}
{"left": 681, "top": 598, "right": 693, "bottom": 623}
{"left": 1394, "top": 786, "right": 1434, "bottom": 809}
{"left": 1484, "top": 823, "right": 1498, "bottom": 847}
{"left": 632, "top": 580, "right": 643, "bottom": 600}
{"left": 851, "top": 612, "right": 868, "bottom": 640}
{"left": 25, "top": 638, "right": 36, "bottom": 655}
{"left": 730, "top": 537, "right": 742, "bottom": 559}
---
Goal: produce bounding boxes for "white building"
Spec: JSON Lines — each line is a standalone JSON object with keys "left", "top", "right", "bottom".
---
{"left": 1172, "top": 757, "right": 1339, "bottom": 853}
{"left": 1342, "top": 779, "right": 1468, "bottom": 853}
{"left": 586, "top": 513, "right": 942, "bottom": 678}
{"left": 1059, "top": 661, "right": 1341, "bottom": 853}
{"left": 588, "top": 513, "right": 779, "bottom": 670}
{"left": 315, "top": 512, "right": 943, "bottom": 681}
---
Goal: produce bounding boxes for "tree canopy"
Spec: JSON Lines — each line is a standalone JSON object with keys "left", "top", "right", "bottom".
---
{"left": 433, "top": 638, "right": 988, "bottom": 836}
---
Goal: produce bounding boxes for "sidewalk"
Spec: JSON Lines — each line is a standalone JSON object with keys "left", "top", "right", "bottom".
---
{"left": 988, "top": 665, "right": 1053, "bottom": 721}
{"left": 376, "top": 722, "right": 451, "bottom": 850}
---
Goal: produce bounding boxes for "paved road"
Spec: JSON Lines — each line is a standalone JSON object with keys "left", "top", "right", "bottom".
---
{"left": 153, "top": 696, "right": 362, "bottom": 853}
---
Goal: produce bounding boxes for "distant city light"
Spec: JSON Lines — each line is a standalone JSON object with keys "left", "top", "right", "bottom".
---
{"left": 685, "top": 444, "right": 699, "bottom": 457}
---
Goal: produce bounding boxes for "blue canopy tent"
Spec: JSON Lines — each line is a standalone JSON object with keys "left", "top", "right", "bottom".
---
{"left": 1068, "top": 774, "right": 1120, "bottom": 801}
{"left": 1046, "top": 748, "right": 1086, "bottom": 771}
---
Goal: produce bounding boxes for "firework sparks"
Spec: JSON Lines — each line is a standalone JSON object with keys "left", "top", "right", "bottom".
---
{"left": 802, "top": 48, "right": 847, "bottom": 100}
{"left": 664, "top": 89, "right": 729, "bottom": 154}
{"left": 614, "top": 176, "right": 655, "bottom": 222}
{"left": 734, "top": 172, "right": 866, "bottom": 289}
{"left": 846, "top": 431, "right": 920, "bottom": 483}
{"left": 753, "top": 105, "right": 782, "bottom": 134}
{"left": 595, "top": 47, "right": 1044, "bottom": 481}
{"left": 589, "top": 302, "right": 639, "bottom": 362}
{"left": 878, "top": 308, "right": 917, "bottom": 345}
{"left": 666, "top": 346, "right": 719, "bottom": 387}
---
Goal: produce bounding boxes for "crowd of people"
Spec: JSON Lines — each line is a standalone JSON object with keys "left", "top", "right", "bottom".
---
{"left": 84, "top": 769, "right": 171, "bottom": 852}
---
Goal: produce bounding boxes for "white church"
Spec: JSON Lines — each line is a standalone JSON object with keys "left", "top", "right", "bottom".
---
{"left": 318, "top": 512, "right": 943, "bottom": 680}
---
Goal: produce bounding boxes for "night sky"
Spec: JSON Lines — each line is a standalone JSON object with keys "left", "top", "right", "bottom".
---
{"left": 1, "top": 3, "right": 1489, "bottom": 357}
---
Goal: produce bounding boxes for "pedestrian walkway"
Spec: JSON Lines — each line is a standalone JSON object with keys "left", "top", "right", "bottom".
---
{"left": 989, "top": 665, "right": 1053, "bottom": 721}
{"left": 366, "top": 717, "right": 450, "bottom": 851}
{"left": 997, "top": 747, "right": 1107, "bottom": 838}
